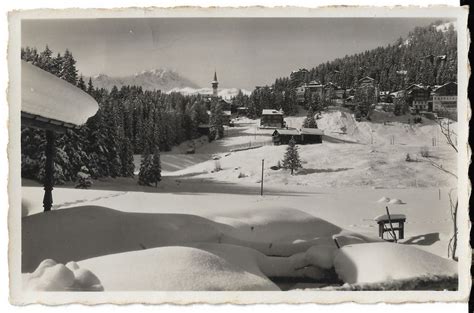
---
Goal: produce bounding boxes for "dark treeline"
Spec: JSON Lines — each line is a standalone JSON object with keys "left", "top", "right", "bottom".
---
{"left": 246, "top": 21, "right": 457, "bottom": 116}
{"left": 21, "top": 46, "right": 218, "bottom": 184}
{"left": 302, "top": 21, "right": 457, "bottom": 90}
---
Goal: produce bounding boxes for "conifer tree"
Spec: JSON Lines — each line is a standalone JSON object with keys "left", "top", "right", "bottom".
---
{"left": 209, "top": 101, "right": 225, "bottom": 139}
{"left": 138, "top": 149, "right": 153, "bottom": 186}
{"left": 87, "top": 77, "right": 94, "bottom": 95}
{"left": 282, "top": 137, "right": 302, "bottom": 175}
{"left": 120, "top": 138, "right": 135, "bottom": 177}
{"left": 302, "top": 107, "right": 318, "bottom": 128}
{"left": 151, "top": 147, "right": 162, "bottom": 187}
{"left": 77, "top": 75, "right": 86, "bottom": 91}
{"left": 37, "top": 45, "right": 53, "bottom": 72}
{"left": 59, "top": 49, "right": 78, "bottom": 85}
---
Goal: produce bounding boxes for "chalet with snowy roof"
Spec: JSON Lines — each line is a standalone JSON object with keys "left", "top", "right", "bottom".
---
{"left": 296, "top": 80, "right": 325, "bottom": 104}
{"left": 324, "top": 82, "right": 344, "bottom": 105}
{"left": 432, "top": 82, "right": 457, "bottom": 115}
{"left": 21, "top": 61, "right": 99, "bottom": 212}
{"left": 235, "top": 106, "right": 249, "bottom": 116}
{"left": 260, "top": 109, "right": 285, "bottom": 128}
{"left": 406, "top": 84, "right": 432, "bottom": 112}
{"left": 272, "top": 128, "right": 323, "bottom": 145}
{"left": 358, "top": 76, "right": 375, "bottom": 88}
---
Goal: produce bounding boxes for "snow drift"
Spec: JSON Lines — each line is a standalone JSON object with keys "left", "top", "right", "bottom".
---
{"left": 23, "top": 259, "right": 103, "bottom": 291}
{"left": 333, "top": 242, "right": 458, "bottom": 284}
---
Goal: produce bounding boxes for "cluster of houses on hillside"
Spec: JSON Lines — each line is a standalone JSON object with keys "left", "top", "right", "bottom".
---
{"left": 290, "top": 68, "right": 458, "bottom": 118}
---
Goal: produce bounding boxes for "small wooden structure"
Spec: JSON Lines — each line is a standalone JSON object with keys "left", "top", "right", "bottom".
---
{"left": 374, "top": 213, "right": 406, "bottom": 241}
{"left": 222, "top": 110, "right": 232, "bottom": 126}
{"left": 197, "top": 124, "right": 215, "bottom": 136}
{"left": 260, "top": 109, "right": 285, "bottom": 128}
{"left": 272, "top": 129, "right": 300, "bottom": 145}
{"left": 300, "top": 128, "right": 324, "bottom": 144}
{"left": 272, "top": 128, "right": 324, "bottom": 145}
{"left": 21, "top": 61, "right": 98, "bottom": 212}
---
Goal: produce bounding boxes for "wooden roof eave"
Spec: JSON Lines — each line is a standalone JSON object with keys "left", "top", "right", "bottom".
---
{"left": 21, "top": 111, "right": 80, "bottom": 133}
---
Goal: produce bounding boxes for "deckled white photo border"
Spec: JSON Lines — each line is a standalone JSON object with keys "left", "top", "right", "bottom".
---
{"left": 7, "top": 5, "right": 471, "bottom": 305}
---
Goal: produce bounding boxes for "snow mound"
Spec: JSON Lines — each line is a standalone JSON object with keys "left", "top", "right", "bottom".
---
{"left": 388, "top": 198, "right": 405, "bottom": 205}
{"left": 377, "top": 197, "right": 391, "bottom": 203}
{"left": 78, "top": 245, "right": 280, "bottom": 291}
{"left": 217, "top": 207, "right": 343, "bottom": 256}
{"left": 304, "top": 245, "right": 337, "bottom": 269}
{"left": 333, "top": 242, "right": 457, "bottom": 284}
{"left": 24, "top": 259, "right": 103, "bottom": 291}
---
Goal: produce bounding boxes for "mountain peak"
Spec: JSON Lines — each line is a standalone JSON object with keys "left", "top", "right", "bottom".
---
{"left": 92, "top": 69, "right": 199, "bottom": 91}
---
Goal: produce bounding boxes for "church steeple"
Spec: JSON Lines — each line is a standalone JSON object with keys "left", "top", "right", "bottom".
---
{"left": 212, "top": 70, "right": 218, "bottom": 98}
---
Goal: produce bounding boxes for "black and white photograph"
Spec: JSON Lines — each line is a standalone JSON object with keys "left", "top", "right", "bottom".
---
{"left": 7, "top": 5, "right": 470, "bottom": 305}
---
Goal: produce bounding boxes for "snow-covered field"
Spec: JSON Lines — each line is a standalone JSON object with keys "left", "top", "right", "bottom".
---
{"left": 21, "top": 110, "right": 458, "bottom": 291}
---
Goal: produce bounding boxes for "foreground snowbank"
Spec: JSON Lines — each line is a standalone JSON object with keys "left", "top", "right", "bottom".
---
{"left": 23, "top": 259, "right": 103, "bottom": 291}
{"left": 23, "top": 205, "right": 373, "bottom": 272}
{"left": 333, "top": 242, "right": 458, "bottom": 284}
{"left": 78, "top": 245, "right": 281, "bottom": 291}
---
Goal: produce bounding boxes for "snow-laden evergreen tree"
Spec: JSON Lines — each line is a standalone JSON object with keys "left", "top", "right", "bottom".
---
{"left": 37, "top": 45, "right": 53, "bottom": 72}
{"left": 59, "top": 49, "right": 78, "bottom": 85}
{"left": 282, "top": 137, "right": 302, "bottom": 175}
{"left": 120, "top": 138, "right": 135, "bottom": 177}
{"left": 302, "top": 107, "right": 318, "bottom": 128}
{"left": 209, "top": 101, "right": 225, "bottom": 139}
{"left": 138, "top": 149, "right": 154, "bottom": 186}
{"left": 75, "top": 166, "right": 92, "bottom": 189}
{"left": 87, "top": 77, "right": 94, "bottom": 95}
{"left": 77, "top": 75, "right": 86, "bottom": 91}
{"left": 151, "top": 147, "right": 162, "bottom": 187}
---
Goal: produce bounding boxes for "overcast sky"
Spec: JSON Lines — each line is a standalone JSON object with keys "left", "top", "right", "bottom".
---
{"left": 22, "top": 18, "right": 444, "bottom": 90}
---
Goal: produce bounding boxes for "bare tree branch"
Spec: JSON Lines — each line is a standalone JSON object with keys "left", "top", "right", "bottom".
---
{"left": 422, "top": 156, "right": 457, "bottom": 179}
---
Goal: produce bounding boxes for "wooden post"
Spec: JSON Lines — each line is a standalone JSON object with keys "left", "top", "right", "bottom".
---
{"left": 43, "top": 130, "right": 56, "bottom": 212}
{"left": 260, "top": 159, "right": 264, "bottom": 196}
{"left": 385, "top": 206, "right": 397, "bottom": 243}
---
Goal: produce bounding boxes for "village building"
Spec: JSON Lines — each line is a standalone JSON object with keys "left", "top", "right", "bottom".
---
{"left": 295, "top": 80, "right": 330, "bottom": 105}
{"left": 358, "top": 76, "right": 376, "bottom": 88}
{"left": 271, "top": 128, "right": 300, "bottom": 145}
{"left": 406, "top": 84, "right": 432, "bottom": 112}
{"left": 290, "top": 68, "right": 309, "bottom": 87}
{"left": 222, "top": 110, "right": 232, "bottom": 126}
{"left": 235, "top": 106, "right": 249, "bottom": 116}
{"left": 432, "top": 82, "right": 457, "bottom": 114}
{"left": 272, "top": 128, "right": 324, "bottom": 145}
{"left": 324, "top": 82, "right": 344, "bottom": 106}
{"left": 295, "top": 83, "right": 307, "bottom": 103}
{"left": 260, "top": 109, "right": 285, "bottom": 128}
{"left": 378, "top": 90, "right": 391, "bottom": 103}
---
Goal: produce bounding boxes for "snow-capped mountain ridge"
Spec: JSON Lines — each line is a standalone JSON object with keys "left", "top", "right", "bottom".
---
{"left": 91, "top": 69, "right": 200, "bottom": 92}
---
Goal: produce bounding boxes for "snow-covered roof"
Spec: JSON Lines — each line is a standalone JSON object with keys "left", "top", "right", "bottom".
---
{"left": 223, "top": 110, "right": 231, "bottom": 116}
{"left": 262, "top": 109, "right": 283, "bottom": 116}
{"left": 273, "top": 129, "right": 300, "bottom": 136}
{"left": 359, "top": 76, "right": 375, "bottom": 82}
{"left": 22, "top": 61, "right": 98, "bottom": 126}
{"left": 300, "top": 128, "right": 324, "bottom": 135}
{"left": 433, "top": 81, "right": 457, "bottom": 92}
{"left": 374, "top": 214, "right": 406, "bottom": 222}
